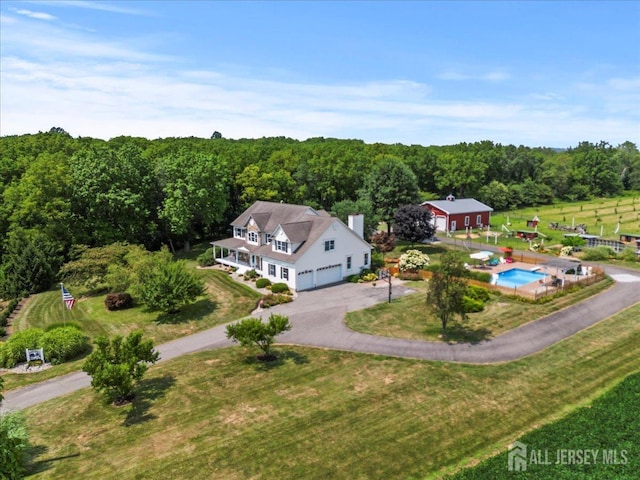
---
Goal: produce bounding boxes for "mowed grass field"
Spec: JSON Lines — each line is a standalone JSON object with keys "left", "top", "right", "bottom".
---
{"left": 2, "top": 268, "right": 260, "bottom": 391}
{"left": 346, "top": 278, "right": 613, "bottom": 342}
{"left": 22, "top": 302, "right": 640, "bottom": 479}
{"left": 492, "top": 195, "right": 640, "bottom": 244}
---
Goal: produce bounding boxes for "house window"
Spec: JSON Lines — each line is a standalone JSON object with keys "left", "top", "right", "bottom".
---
{"left": 265, "top": 234, "right": 272, "bottom": 244}
{"left": 234, "top": 227, "right": 246, "bottom": 239}
{"left": 364, "top": 253, "right": 369, "bottom": 265}
{"left": 347, "top": 256, "right": 352, "bottom": 270}
{"left": 464, "top": 216, "right": 470, "bottom": 227}
{"left": 476, "top": 215, "right": 482, "bottom": 226}
{"left": 268, "top": 264, "right": 276, "bottom": 276}
{"left": 248, "top": 231, "right": 258, "bottom": 243}
{"left": 324, "top": 240, "right": 335, "bottom": 252}
{"left": 275, "top": 240, "right": 289, "bottom": 253}
{"left": 281, "top": 267, "right": 289, "bottom": 280}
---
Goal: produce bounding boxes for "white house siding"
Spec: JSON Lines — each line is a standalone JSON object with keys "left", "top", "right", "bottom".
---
{"left": 262, "top": 257, "right": 297, "bottom": 291}
{"left": 293, "top": 220, "right": 371, "bottom": 291}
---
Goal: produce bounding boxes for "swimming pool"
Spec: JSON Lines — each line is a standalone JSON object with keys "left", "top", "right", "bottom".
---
{"left": 494, "top": 268, "right": 546, "bottom": 288}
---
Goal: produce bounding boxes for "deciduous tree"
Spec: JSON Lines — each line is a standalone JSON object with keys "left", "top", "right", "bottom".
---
{"left": 133, "top": 249, "right": 204, "bottom": 314}
{"left": 83, "top": 331, "right": 160, "bottom": 405}
{"left": 426, "top": 252, "right": 469, "bottom": 333}
{"left": 362, "top": 156, "right": 420, "bottom": 233}
{"left": 226, "top": 314, "right": 291, "bottom": 361}
{"left": 392, "top": 204, "right": 435, "bottom": 246}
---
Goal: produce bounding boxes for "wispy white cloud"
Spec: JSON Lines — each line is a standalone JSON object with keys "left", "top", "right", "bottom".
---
{"left": 437, "top": 70, "right": 511, "bottom": 82}
{"left": 1, "top": 12, "right": 637, "bottom": 147}
{"left": 24, "top": 0, "right": 149, "bottom": 16}
{"left": 10, "top": 8, "right": 56, "bottom": 21}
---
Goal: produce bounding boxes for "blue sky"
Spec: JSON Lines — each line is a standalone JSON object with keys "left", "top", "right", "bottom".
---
{"left": 1, "top": 1, "right": 639, "bottom": 147}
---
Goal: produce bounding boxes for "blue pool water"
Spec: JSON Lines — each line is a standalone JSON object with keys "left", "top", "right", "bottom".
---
{"left": 495, "top": 268, "right": 546, "bottom": 288}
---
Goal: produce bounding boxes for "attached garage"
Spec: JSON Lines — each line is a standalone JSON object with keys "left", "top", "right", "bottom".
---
{"left": 296, "top": 269, "right": 314, "bottom": 291}
{"left": 315, "top": 264, "right": 342, "bottom": 287}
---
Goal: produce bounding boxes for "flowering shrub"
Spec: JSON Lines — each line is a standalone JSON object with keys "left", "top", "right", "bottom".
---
{"left": 398, "top": 250, "right": 430, "bottom": 272}
{"left": 560, "top": 246, "right": 574, "bottom": 257}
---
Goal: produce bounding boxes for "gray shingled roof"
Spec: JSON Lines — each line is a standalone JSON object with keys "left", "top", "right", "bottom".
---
{"left": 422, "top": 198, "right": 493, "bottom": 214}
{"left": 232, "top": 201, "right": 328, "bottom": 231}
{"left": 218, "top": 201, "right": 369, "bottom": 263}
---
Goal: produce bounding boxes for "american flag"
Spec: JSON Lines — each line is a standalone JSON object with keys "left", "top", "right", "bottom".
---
{"left": 61, "top": 284, "right": 75, "bottom": 310}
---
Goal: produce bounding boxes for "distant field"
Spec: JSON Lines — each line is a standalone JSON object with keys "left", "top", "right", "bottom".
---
{"left": 22, "top": 302, "right": 640, "bottom": 479}
{"left": 492, "top": 195, "right": 640, "bottom": 244}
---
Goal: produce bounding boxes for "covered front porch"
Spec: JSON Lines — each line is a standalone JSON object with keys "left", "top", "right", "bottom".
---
{"left": 210, "top": 240, "right": 263, "bottom": 274}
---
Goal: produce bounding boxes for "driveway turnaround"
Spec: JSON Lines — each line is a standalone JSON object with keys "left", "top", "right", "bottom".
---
{"left": 3, "top": 265, "right": 640, "bottom": 412}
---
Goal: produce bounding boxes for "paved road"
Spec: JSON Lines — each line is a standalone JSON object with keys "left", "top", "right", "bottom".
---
{"left": 3, "top": 263, "right": 640, "bottom": 412}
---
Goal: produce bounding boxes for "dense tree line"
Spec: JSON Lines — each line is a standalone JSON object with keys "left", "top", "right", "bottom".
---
{"left": 1, "top": 128, "right": 639, "bottom": 296}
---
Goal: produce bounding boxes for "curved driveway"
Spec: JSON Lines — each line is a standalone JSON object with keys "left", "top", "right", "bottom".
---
{"left": 3, "top": 265, "right": 640, "bottom": 412}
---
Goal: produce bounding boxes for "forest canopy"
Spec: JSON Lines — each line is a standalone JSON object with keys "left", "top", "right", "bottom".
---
{"left": 1, "top": 131, "right": 639, "bottom": 296}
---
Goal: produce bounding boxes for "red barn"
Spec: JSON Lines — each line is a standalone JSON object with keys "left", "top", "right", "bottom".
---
{"left": 422, "top": 196, "right": 493, "bottom": 233}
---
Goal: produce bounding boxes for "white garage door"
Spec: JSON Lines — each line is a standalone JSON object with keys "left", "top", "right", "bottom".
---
{"left": 315, "top": 264, "right": 342, "bottom": 287}
{"left": 435, "top": 216, "right": 447, "bottom": 232}
{"left": 296, "top": 270, "right": 314, "bottom": 291}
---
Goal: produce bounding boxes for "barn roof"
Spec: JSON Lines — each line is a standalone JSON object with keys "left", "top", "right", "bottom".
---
{"left": 421, "top": 198, "right": 493, "bottom": 215}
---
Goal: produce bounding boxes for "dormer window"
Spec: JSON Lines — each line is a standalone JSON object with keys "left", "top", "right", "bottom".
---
{"left": 275, "top": 240, "right": 289, "bottom": 253}
{"left": 265, "top": 233, "right": 272, "bottom": 244}
{"left": 234, "top": 227, "right": 246, "bottom": 239}
{"left": 247, "top": 231, "right": 259, "bottom": 244}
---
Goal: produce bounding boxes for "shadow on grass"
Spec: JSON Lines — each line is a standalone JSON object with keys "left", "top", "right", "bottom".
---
{"left": 155, "top": 299, "right": 218, "bottom": 324}
{"left": 121, "top": 374, "right": 176, "bottom": 427}
{"left": 442, "top": 323, "right": 493, "bottom": 344}
{"left": 241, "top": 349, "right": 309, "bottom": 371}
{"left": 26, "top": 445, "right": 81, "bottom": 476}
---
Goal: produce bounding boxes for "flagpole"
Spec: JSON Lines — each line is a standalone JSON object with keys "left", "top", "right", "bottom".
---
{"left": 60, "top": 283, "right": 66, "bottom": 327}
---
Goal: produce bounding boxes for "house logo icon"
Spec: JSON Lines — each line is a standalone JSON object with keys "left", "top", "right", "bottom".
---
{"left": 508, "top": 441, "right": 527, "bottom": 471}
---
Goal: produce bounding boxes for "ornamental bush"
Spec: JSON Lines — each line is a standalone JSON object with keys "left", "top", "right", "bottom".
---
{"left": 255, "top": 278, "right": 271, "bottom": 288}
{"left": 0, "top": 326, "right": 89, "bottom": 367}
{"left": 398, "top": 249, "right": 430, "bottom": 272}
{"left": 40, "top": 326, "right": 90, "bottom": 365}
{"left": 261, "top": 294, "right": 293, "bottom": 308}
{"left": 0, "top": 328, "right": 44, "bottom": 368}
{"left": 462, "top": 295, "right": 485, "bottom": 313}
{"left": 465, "top": 285, "right": 491, "bottom": 303}
{"left": 197, "top": 250, "right": 216, "bottom": 267}
{"left": 0, "top": 412, "right": 30, "bottom": 480}
{"left": 271, "top": 283, "right": 290, "bottom": 294}
{"left": 104, "top": 292, "right": 134, "bottom": 311}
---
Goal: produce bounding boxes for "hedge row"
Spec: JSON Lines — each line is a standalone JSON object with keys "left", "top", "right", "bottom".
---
{"left": 0, "top": 326, "right": 90, "bottom": 368}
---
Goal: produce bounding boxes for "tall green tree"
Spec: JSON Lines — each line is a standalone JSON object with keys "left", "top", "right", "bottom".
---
{"left": 132, "top": 249, "right": 204, "bottom": 314}
{"left": 426, "top": 252, "right": 469, "bottom": 333}
{"left": 70, "top": 144, "right": 159, "bottom": 246}
{"left": 433, "top": 150, "right": 487, "bottom": 198}
{"left": 1, "top": 229, "right": 63, "bottom": 297}
{"left": 362, "top": 156, "right": 420, "bottom": 233}
{"left": 157, "top": 151, "right": 229, "bottom": 251}
{"left": 83, "top": 331, "right": 160, "bottom": 405}
{"left": 331, "top": 198, "right": 379, "bottom": 240}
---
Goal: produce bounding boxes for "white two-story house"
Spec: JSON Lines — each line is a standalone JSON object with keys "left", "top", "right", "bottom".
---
{"left": 211, "top": 201, "right": 372, "bottom": 291}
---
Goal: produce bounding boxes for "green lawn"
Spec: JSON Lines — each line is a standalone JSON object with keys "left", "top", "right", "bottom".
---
{"left": 13, "top": 269, "right": 259, "bottom": 344}
{"left": 450, "top": 371, "right": 639, "bottom": 479}
{"left": 21, "top": 302, "right": 640, "bottom": 479}
{"left": 2, "top": 268, "right": 260, "bottom": 391}
{"left": 345, "top": 278, "right": 613, "bottom": 342}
